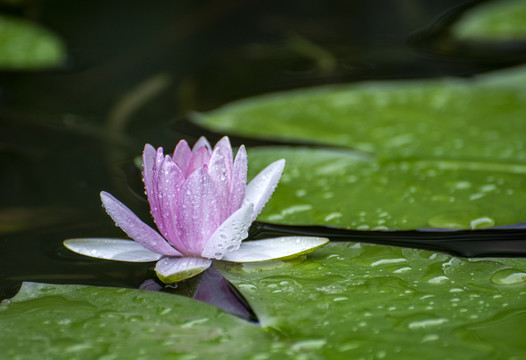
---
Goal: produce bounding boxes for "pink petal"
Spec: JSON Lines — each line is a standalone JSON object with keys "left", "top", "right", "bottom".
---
{"left": 100, "top": 191, "right": 182, "bottom": 256}
{"left": 147, "top": 147, "right": 168, "bottom": 236}
{"left": 244, "top": 159, "right": 285, "bottom": 222}
{"left": 142, "top": 144, "right": 156, "bottom": 197}
{"left": 208, "top": 151, "right": 231, "bottom": 222}
{"left": 177, "top": 168, "right": 221, "bottom": 256}
{"left": 186, "top": 146, "right": 211, "bottom": 177}
{"left": 229, "top": 145, "right": 247, "bottom": 213}
{"left": 208, "top": 138, "right": 234, "bottom": 220}
{"left": 155, "top": 257, "right": 211, "bottom": 283}
{"left": 192, "top": 136, "right": 212, "bottom": 153}
{"left": 154, "top": 146, "right": 165, "bottom": 169}
{"left": 142, "top": 144, "right": 162, "bottom": 229}
{"left": 211, "top": 137, "right": 233, "bottom": 164}
{"left": 172, "top": 140, "right": 192, "bottom": 174}
{"left": 155, "top": 156, "right": 185, "bottom": 247}
{"left": 201, "top": 203, "right": 253, "bottom": 260}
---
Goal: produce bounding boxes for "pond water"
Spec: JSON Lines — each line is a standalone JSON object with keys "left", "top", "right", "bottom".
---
{"left": 1, "top": 0, "right": 526, "bottom": 349}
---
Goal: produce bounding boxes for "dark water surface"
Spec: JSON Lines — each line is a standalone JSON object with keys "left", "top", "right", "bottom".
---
{"left": 1, "top": 0, "right": 525, "bottom": 301}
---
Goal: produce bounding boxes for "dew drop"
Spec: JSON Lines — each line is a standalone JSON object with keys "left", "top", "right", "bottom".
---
{"left": 324, "top": 212, "right": 342, "bottom": 222}
{"left": 427, "top": 213, "right": 471, "bottom": 229}
{"left": 469, "top": 192, "right": 485, "bottom": 200}
{"left": 408, "top": 318, "right": 448, "bottom": 329}
{"left": 295, "top": 189, "right": 307, "bottom": 197}
{"left": 490, "top": 269, "right": 526, "bottom": 285}
{"left": 427, "top": 276, "right": 448, "bottom": 284}
{"left": 480, "top": 184, "right": 497, "bottom": 192}
{"left": 470, "top": 216, "right": 495, "bottom": 229}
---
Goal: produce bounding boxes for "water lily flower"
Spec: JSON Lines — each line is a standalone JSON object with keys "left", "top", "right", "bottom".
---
{"left": 65, "top": 137, "right": 328, "bottom": 283}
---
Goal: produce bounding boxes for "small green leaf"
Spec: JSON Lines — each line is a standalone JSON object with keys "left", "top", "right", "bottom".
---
{"left": 0, "top": 15, "right": 65, "bottom": 69}
{"left": 451, "top": 0, "right": 526, "bottom": 41}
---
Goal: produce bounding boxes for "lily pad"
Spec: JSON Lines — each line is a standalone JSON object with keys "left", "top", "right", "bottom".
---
{"left": 0, "top": 282, "right": 285, "bottom": 360}
{"left": 246, "top": 146, "right": 526, "bottom": 230}
{"left": 4, "top": 243, "right": 526, "bottom": 359}
{"left": 451, "top": 0, "right": 526, "bottom": 41}
{"left": 218, "top": 242, "right": 526, "bottom": 359}
{"left": 194, "top": 67, "right": 526, "bottom": 229}
{"left": 0, "top": 15, "right": 65, "bottom": 69}
{"left": 194, "top": 67, "right": 526, "bottom": 162}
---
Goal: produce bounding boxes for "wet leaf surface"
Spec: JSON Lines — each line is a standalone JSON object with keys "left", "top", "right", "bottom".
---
{"left": 4, "top": 242, "right": 526, "bottom": 359}
{"left": 246, "top": 146, "right": 526, "bottom": 230}
{"left": 451, "top": 0, "right": 526, "bottom": 41}
{"left": 195, "top": 67, "right": 526, "bottom": 162}
{"left": 195, "top": 67, "right": 526, "bottom": 230}
{"left": 0, "top": 282, "right": 284, "bottom": 360}
{"left": 219, "top": 242, "right": 526, "bottom": 359}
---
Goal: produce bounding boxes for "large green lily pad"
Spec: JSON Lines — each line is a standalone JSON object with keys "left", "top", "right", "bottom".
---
{"left": 194, "top": 67, "right": 526, "bottom": 162}
{"left": 0, "top": 282, "right": 286, "bottom": 360}
{"left": 0, "top": 15, "right": 65, "bottom": 69}
{"left": 451, "top": 0, "right": 526, "bottom": 41}
{"left": 195, "top": 67, "right": 526, "bottom": 229}
{"left": 218, "top": 242, "right": 526, "bottom": 359}
{"left": 3, "top": 243, "right": 526, "bottom": 359}
{"left": 246, "top": 146, "right": 526, "bottom": 229}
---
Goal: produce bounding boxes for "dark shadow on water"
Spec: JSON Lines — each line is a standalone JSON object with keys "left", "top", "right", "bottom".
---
{"left": 140, "top": 268, "right": 257, "bottom": 322}
{"left": 251, "top": 222, "right": 526, "bottom": 258}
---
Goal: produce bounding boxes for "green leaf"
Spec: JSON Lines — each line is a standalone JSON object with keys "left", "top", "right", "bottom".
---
{"left": 5, "top": 244, "right": 526, "bottom": 359}
{"left": 194, "top": 67, "right": 526, "bottom": 162}
{"left": 0, "top": 282, "right": 285, "bottom": 360}
{"left": 246, "top": 146, "right": 526, "bottom": 229}
{"left": 0, "top": 15, "right": 65, "bottom": 69}
{"left": 451, "top": 0, "right": 526, "bottom": 41}
{"left": 195, "top": 67, "right": 526, "bottom": 229}
{"left": 218, "top": 242, "right": 526, "bottom": 359}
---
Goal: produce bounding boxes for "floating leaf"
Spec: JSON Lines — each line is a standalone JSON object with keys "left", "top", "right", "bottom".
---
{"left": 0, "top": 15, "right": 65, "bottom": 69}
{"left": 194, "top": 67, "right": 526, "bottom": 229}
{"left": 451, "top": 0, "right": 526, "bottom": 41}
{"left": 218, "top": 242, "right": 526, "bottom": 359}
{"left": 246, "top": 146, "right": 526, "bottom": 229}
{"left": 0, "top": 282, "right": 286, "bottom": 359}
{"left": 194, "top": 67, "right": 526, "bottom": 162}
{"left": 4, "top": 243, "right": 526, "bottom": 359}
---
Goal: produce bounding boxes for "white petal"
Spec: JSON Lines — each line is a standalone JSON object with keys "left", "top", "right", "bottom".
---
{"left": 244, "top": 159, "right": 285, "bottom": 222}
{"left": 64, "top": 238, "right": 162, "bottom": 262}
{"left": 221, "top": 236, "right": 329, "bottom": 263}
{"left": 155, "top": 257, "right": 212, "bottom": 283}
{"left": 201, "top": 203, "right": 254, "bottom": 260}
